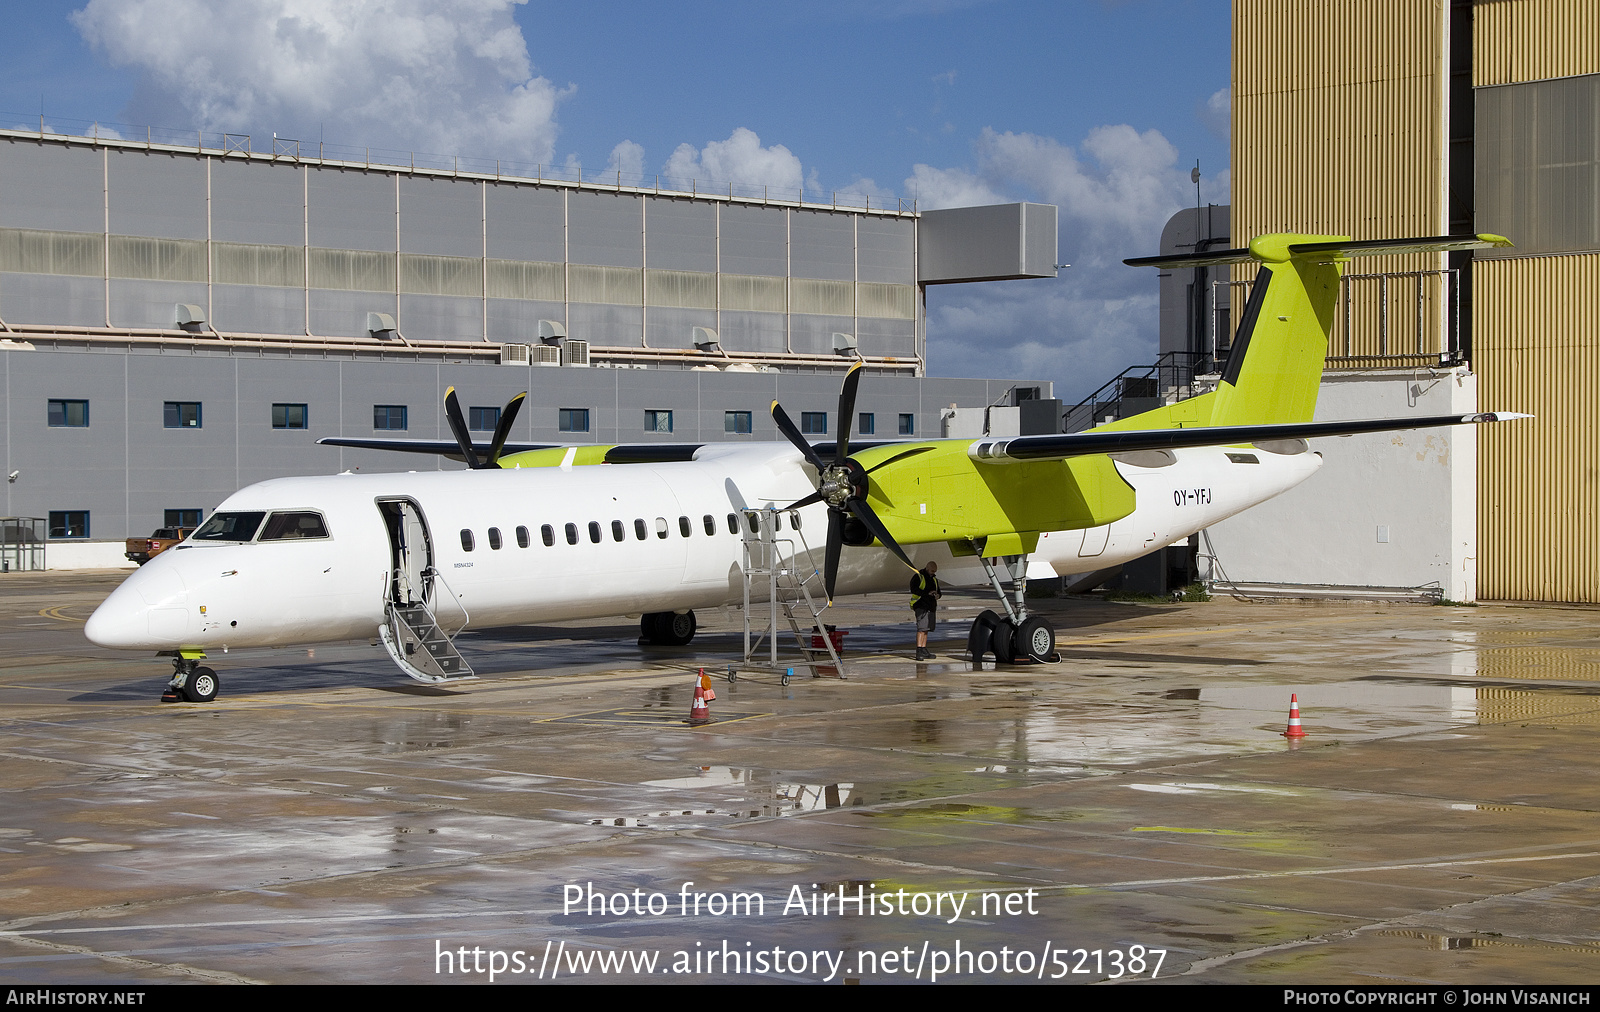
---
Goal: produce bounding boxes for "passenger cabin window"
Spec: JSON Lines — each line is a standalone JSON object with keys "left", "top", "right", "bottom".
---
{"left": 703, "top": 514, "right": 715, "bottom": 536}
{"left": 541, "top": 524, "right": 554, "bottom": 547}
{"left": 634, "top": 518, "right": 647, "bottom": 540}
{"left": 727, "top": 513, "right": 738, "bottom": 535}
{"left": 790, "top": 511, "right": 802, "bottom": 530}
{"left": 655, "top": 517, "right": 669, "bottom": 539}
{"left": 678, "top": 516, "right": 691, "bottom": 538}
{"left": 516, "top": 526, "right": 530, "bottom": 548}
{"left": 1226, "top": 452, "right": 1260, "bottom": 464}
{"left": 746, "top": 513, "right": 759, "bottom": 534}
{"left": 588, "top": 521, "right": 602, "bottom": 544}
{"left": 259, "top": 512, "right": 330, "bottom": 541}
{"left": 193, "top": 511, "right": 266, "bottom": 542}
{"left": 487, "top": 527, "right": 503, "bottom": 550}
{"left": 611, "top": 520, "right": 625, "bottom": 542}
{"left": 565, "top": 523, "right": 578, "bottom": 545}
{"left": 460, "top": 529, "right": 475, "bottom": 552}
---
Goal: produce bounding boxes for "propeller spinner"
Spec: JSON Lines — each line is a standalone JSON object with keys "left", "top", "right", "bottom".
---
{"left": 771, "top": 362, "right": 929, "bottom": 602}
{"left": 443, "top": 388, "right": 527, "bottom": 469}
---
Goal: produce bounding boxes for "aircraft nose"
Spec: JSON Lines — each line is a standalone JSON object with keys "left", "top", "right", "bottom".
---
{"left": 86, "top": 555, "right": 190, "bottom": 648}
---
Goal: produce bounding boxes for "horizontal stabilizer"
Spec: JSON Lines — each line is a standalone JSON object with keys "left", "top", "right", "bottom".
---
{"left": 1125, "top": 233, "right": 1512, "bottom": 270}
{"left": 969, "top": 412, "right": 1530, "bottom": 464}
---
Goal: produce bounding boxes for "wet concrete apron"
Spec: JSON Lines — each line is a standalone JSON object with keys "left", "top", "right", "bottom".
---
{"left": 3, "top": 572, "right": 1599, "bottom": 984}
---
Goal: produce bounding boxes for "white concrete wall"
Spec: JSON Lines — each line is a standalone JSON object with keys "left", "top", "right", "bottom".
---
{"left": 1202, "top": 367, "right": 1477, "bottom": 601}
{"left": 46, "top": 541, "right": 137, "bottom": 570}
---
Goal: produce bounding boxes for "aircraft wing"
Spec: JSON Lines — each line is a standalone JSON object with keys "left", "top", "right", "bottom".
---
{"left": 966, "top": 412, "right": 1530, "bottom": 463}
{"left": 318, "top": 437, "right": 559, "bottom": 458}
{"left": 1122, "top": 232, "right": 1513, "bottom": 269}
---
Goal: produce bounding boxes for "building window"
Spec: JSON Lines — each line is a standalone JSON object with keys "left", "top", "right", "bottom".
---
{"left": 49, "top": 511, "right": 89, "bottom": 539}
{"left": 725, "top": 410, "right": 752, "bottom": 434}
{"left": 164, "top": 509, "right": 202, "bottom": 528}
{"left": 559, "top": 408, "right": 589, "bottom": 433}
{"left": 469, "top": 406, "right": 500, "bottom": 431}
{"left": 858, "top": 412, "right": 874, "bottom": 435}
{"left": 645, "top": 409, "right": 673, "bottom": 433}
{"left": 48, "top": 399, "right": 88, "bottom": 427}
{"left": 164, "top": 402, "right": 202, "bottom": 428}
{"left": 898, "top": 413, "right": 915, "bottom": 435}
{"left": 374, "top": 405, "right": 408, "bottom": 430}
{"left": 272, "top": 403, "right": 308, "bottom": 429}
{"left": 801, "top": 411, "right": 827, "bottom": 434}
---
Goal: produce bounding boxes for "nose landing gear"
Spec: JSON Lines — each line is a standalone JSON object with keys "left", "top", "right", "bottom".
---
{"left": 161, "top": 653, "right": 220, "bottom": 703}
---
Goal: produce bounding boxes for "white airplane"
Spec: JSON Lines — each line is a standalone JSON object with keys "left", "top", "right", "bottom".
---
{"left": 85, "top": 232, "right": 1523, "bottom": 702}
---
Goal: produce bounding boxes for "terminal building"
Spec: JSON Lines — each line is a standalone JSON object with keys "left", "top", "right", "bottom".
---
{"left": 0, "top": 127, "right": 1059, "bottom": 565}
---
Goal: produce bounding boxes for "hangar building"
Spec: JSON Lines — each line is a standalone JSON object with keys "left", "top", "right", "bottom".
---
{"left": 0, "top": 125, "right": 1058, "bottom": 566}
{"left": 1173, "top": 0, "right": 1598, "bottom": 604}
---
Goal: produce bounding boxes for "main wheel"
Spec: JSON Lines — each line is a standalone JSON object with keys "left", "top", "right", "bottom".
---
{"left": 1015, "top": 615, "right": 1056, "bottom": 663}
{"left": 182, "top": 666, "right": 219, "bottom": 702}
{"left": 662, "top": 610, "right": 697, "bottom": 646}
{"left": 640, "top": 612, "right": 668, "bottom": 644}
{"left": 992, "top": 619, "right": 1018, "bottom": 664}
{"left": 967, "top": 610, "right": 1001, "bottom": 661}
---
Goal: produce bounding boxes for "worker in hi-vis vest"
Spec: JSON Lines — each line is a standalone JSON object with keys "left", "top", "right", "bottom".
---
{"left": 910, "top": 561, "right": 941, "bottom": 660}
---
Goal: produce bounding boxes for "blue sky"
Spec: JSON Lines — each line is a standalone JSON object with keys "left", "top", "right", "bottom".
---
{"left": 0, "top": 0, "right": 1231, "bottom": 401}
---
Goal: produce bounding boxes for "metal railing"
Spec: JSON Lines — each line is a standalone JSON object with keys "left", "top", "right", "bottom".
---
{"left": 1062, "top": 351, "right": 1214, "bottom": 433}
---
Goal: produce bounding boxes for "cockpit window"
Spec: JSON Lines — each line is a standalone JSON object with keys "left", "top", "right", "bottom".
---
{"left": 192, "top": 511, "right": 266, "bottom": 542}
{"left": 258, "top": 511, "right": 330, "bottom": 541}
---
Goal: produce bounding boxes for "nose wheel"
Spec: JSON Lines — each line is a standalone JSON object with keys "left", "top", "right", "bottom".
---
{"left": 162, "top": 656, "right": 221, "bottom": 703}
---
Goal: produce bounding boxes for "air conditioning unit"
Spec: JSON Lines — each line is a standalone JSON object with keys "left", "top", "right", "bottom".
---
{"left": 562, "top": 339, "right": 590, "bottom": 367}
{"left": 499, "top": 343, "right": 532, "bottom": 365}
{"left": 529, "top": 344, "right": 560, "bottom": 366}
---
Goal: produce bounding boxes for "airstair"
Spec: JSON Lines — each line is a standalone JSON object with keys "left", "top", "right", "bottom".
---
{"left": 379, "top": 573, "right": 476, "bottom": 684}
{"left": 739, "top": 508, "right": 845, "bottom": 678}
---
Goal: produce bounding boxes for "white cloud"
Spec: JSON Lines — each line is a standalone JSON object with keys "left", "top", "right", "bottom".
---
{"left": 71, "top": 0, "right": 570, "bottom": 164}
{"left": 1201, "top": 85, "right": 1230, "bottom": 141}
{"left": 662, "top": 128, "right": 804, "bottom": 196}
{"left": 605, "top": 140, "right": 644, "bottom": 182}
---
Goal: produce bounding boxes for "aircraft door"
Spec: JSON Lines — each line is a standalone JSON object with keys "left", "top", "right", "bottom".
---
{"left": 378, "top": 499, "right": 433, "bottom": 607}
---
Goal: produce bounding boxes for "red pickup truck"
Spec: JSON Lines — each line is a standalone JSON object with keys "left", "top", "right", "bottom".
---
{"left": 125, "top": 527, "right": 194, "bottom": 565}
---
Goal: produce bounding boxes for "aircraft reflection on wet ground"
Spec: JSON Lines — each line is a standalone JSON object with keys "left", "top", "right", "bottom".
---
{"left": 4, "top": 572, "right": 1600, "bottom": 985}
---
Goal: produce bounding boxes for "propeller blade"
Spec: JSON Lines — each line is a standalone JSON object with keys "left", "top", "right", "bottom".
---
{"left": 443, "top": 387, "right": 481, "bottom": 469}
{"left": 861, "top": 445, "right": 935, "bottom": 475}
{"left": 846, "top": 497, "right": 917, "bottom": 573}
{"left": 824, "top": 510, "right": 844, "bottom": 604}
{"left": 485, "top": 392, "right": 527, "bottom": 467}
{"left": 835, "top": 360, "right": 863, "bottom": 464}
{"left": 780, "top": 490, "right": 828, "bottom": 512}
{"left": 772, "top": 400, "right": 828, "bottom": 472}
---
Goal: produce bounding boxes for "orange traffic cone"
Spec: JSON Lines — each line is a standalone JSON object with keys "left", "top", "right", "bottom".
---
{"left": 1282, "top": 694, "right": 1306, "bottom": 738}
{"left": 699, "top": 667, "right": 716, "bottom": 702}
{"left": 689, "top": 673, "right": 711, "bottom": 724}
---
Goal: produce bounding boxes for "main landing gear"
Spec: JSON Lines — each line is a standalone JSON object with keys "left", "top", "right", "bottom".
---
{"left": 967, "top": 554, "right": 1060, "bottom": 666}
{"left": 160, "top": 653, "right": 220, "bottom": 703}
{"left": 640, "top": 610, "right": 697, "bottom": 646}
